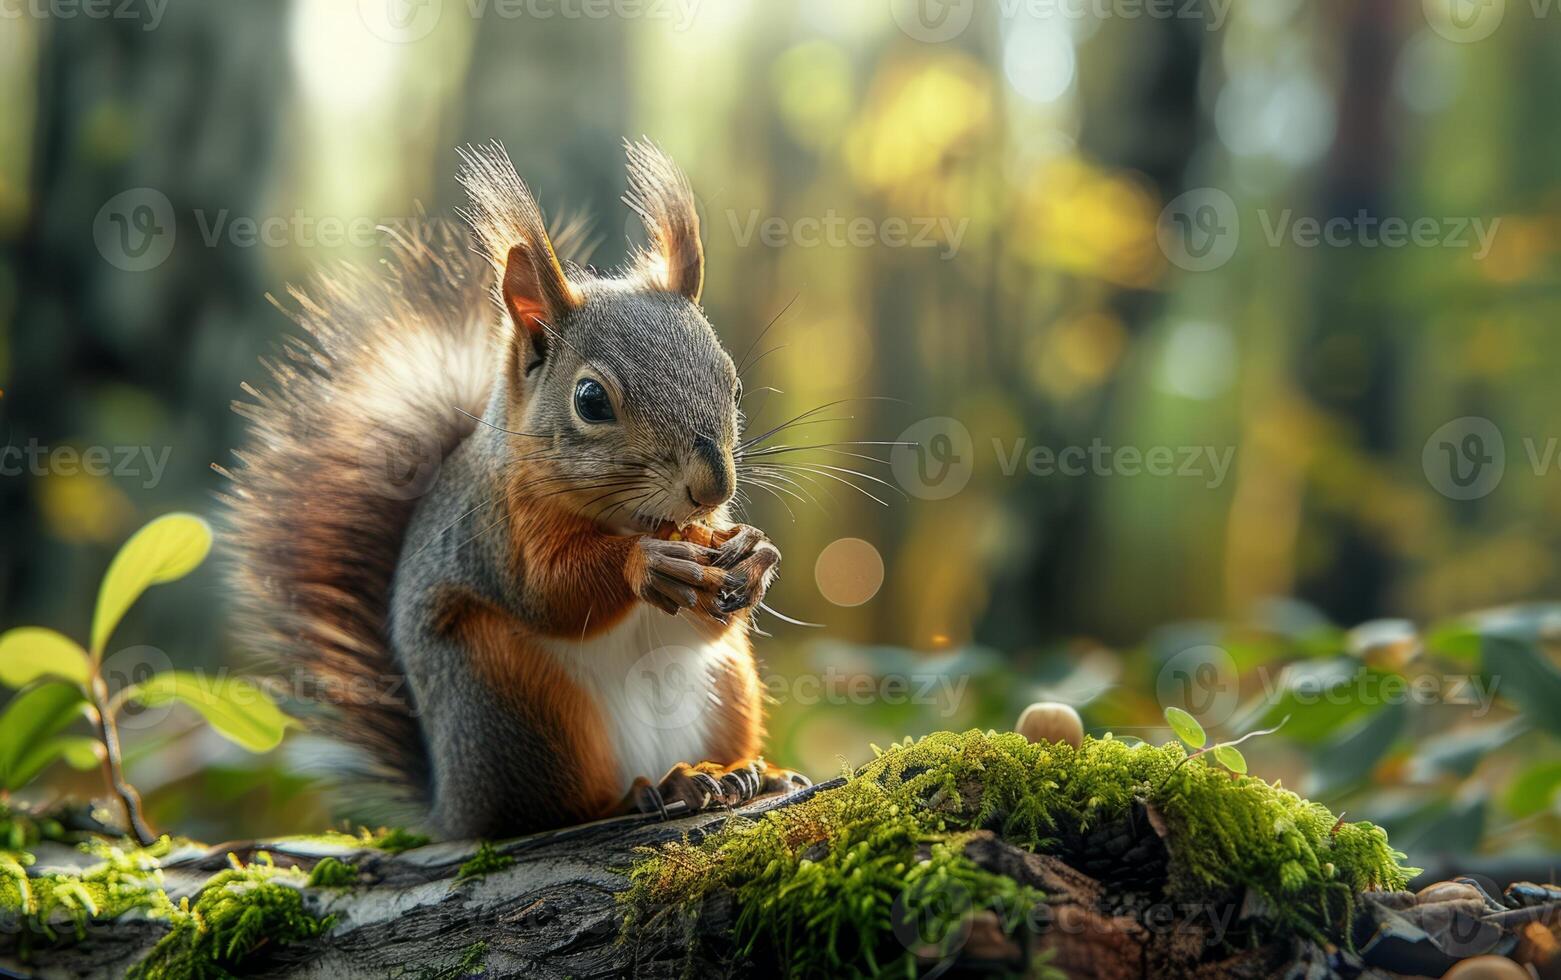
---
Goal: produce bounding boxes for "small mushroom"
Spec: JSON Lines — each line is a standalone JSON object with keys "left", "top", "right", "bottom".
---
{"left": 1442, "top": 955, "right": 1530, "bottom": 979}
{"left": 1016, "top": 702, "right": 1084, "bottom": 749}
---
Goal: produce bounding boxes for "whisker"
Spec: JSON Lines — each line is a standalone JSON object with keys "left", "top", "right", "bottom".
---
{"left": 736, "top": 293, "right": 798, "bottom": 376}
{"left": 740, "top": 440, "right": 911, "bottom": 462}
{"left": 758, "top": 601, "right": 823, "bottom": 628}
{"left": 739, "top": 396, "right": 901, "bottom": 451}
{"left": 748, "top": 462, "right": 894, "bottom": 506}
{"left": 457, "top": 407, "right": 549, "bottom": 439}
{"left": 738, "top": 478, "right": 799, "bottom": 522}
{"left": 752, "top": 460, "right": 902, "bottom": 493}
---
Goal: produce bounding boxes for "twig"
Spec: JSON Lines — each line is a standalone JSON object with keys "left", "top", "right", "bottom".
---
{"left": 90, "top": 676, "right": 156, "bottom": 846}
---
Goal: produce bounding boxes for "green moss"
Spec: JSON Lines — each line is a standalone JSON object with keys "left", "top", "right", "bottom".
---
{"left": 1, "top": 838, "right": 176, "bottom": 942}
{"left": 624, "top": 743, "right": 1044, "bottom": 977}
{"left": 624, "top": 730, "right": 1416, "bottom": 975}
{"left": 305, "top": 856, "right": 359, "bottom": 888}
{"left": 456, "top": 843, "right": 514, "bottom": 881}
{"left": 367, "top": 827, "right": 432, "bottom": 854}
{"left": 129, "top": 854, "right": 334, "bottom": 980}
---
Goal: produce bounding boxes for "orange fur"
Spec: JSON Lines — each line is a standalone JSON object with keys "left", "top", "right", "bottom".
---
{"left": 705, "top": 650, "right": 764, "bottom": 764}
{"left": 441, "top": 592, "right": 625, "bottom": 823}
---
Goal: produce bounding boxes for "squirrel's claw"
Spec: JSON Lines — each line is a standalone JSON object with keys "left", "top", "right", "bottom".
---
{"left": 644, "top": 764, "right": 728, "bottom": 817}
{"left": 718, "top": 762, "right": 764, "bottom": 806}
{"left": 625, "top": 776, "right": 670, "bottom": 820}
{"left": 713, "top": 528, "right": 781, "bottom": 616}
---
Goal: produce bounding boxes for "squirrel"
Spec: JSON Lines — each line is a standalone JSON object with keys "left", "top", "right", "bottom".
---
{"left": 220, "top": 141, "right": 808, "bottom": 839}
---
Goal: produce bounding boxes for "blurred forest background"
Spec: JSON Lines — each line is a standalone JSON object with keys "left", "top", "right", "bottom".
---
{"left": 2, "top": 0, "right": 1561, "bottom": 879}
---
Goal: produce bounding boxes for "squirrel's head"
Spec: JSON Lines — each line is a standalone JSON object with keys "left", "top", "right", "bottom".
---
{"left": 460, "top": 140, "right": 739, "bottom": 532}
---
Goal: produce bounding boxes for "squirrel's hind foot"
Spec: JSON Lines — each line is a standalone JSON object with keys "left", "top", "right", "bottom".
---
{"left": 617, "top": 759, "right": 812, "bottom": 821}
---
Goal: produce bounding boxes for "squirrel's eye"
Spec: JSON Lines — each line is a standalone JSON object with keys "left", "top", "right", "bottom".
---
{"left": 733, "top": 379, "right": 743, "bottom": 405}
{"left": 573, "top": 378, "right": 615, "bottom": 424}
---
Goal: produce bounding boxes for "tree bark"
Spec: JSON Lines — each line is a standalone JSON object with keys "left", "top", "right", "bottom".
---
{"left": 5, "top": 779, "right": 1558, "bottom": 979}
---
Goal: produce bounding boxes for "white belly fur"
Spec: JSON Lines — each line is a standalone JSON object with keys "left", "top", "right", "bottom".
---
{"left": 540, "top": 605, "right": 737, "bottom": 792}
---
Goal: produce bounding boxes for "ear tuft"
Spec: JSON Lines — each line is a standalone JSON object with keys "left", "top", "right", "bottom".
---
{"left": 457, "top": 142, "right": 580, "bottom": 372}
{"left": 623, "top": 138, "right": 704, "bottom": 303}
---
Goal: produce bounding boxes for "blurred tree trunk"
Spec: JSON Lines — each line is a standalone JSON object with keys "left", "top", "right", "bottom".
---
{"left": 1295, "top": 2, "right": 1404, "bottom": 623}
{"left": 0, "top": 3, "right": 286, "bottom": 642}
{"left": 989, "top": 19, "right": 1211, "bottom": 645}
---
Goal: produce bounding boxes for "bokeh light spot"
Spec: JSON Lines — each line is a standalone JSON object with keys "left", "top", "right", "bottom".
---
{"left": 814, "top": 537, "right": 886, "bottom": 607}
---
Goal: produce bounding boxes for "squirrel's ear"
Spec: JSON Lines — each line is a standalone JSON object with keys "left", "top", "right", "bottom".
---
{"left": 624, "top": 139, "right": 704, "bottom": 304}
{"left": 457, "top": 142, "right": 580, "bottom": 374}
{"left": 501, "top": 238, "right": 576, "bottom": 368}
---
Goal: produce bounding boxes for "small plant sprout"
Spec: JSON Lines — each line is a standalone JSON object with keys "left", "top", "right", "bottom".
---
{"left": 1162, "top": 706, "right": 1287, "bottom": 778}
{"left": 0, "top": 513, "right": 293, "bottom": 845}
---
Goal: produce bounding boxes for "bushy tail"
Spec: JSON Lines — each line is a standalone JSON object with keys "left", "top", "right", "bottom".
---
{"left": 219, "top": 220, "right": 497, "bottom": 813}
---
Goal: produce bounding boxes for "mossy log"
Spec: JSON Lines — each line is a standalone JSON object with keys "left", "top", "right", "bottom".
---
{"left": 3, "top": 731, "right": 1559, "bottom": 979}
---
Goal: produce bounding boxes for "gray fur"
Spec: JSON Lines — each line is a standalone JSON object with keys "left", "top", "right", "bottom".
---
{"left": 226, "top": 142, "right": 744, "bottom": 838}
{"left": 390, "top": 149, "right": 742, "bottom": 838}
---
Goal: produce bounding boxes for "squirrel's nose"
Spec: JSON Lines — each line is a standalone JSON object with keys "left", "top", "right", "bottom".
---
{"left": 686, "top": 435, "right": 734, "bottom": 508}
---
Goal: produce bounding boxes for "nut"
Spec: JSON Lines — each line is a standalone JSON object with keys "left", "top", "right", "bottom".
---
{"left": 1416, "top": 881, "right": 1487, "bottom": 906}
{"left": 1442, "top": 955, "right": 1530, "bottom": 979}
{"left": 1016, "top": 702, "right": 1084, "bottom": 749}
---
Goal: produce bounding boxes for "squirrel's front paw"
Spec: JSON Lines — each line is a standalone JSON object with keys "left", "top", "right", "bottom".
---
{"left": 625, "top": 536, "right": 729, "bottom": 619}
{"left": 626, "top": 528, "right": 779, "bottom": 623}
{"left": 709, "top": 524, "right": 780, "bottom": 616}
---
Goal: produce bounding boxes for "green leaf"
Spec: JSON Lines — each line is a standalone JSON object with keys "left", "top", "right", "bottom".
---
{"left": 7, "top": 736, "right": 104, "bottom": 790}
{"left": 91, "top": 513, "right": 212, "bottom": 659}
{"left": 126, "top": 671, "right": 289, "bottom": 752}
{"left": 1482, "top": 635, "right": 1561, "bottom": 738}
{"left": 0, "top": 683, "right": 90, "bottom": 791}
{"left": 1308, "top": 701, "right": 1407, "bottom": 798}
{"left": 1164, "top": 707, "right": 1206, "bottom": 749}
{"left": 1506, "top": 760, "right": 1561, "bottom": 818}
{"left": 1212, "top": 745, "right": 1247, "bottom": 774}
{"left": 1424, "top": 622, "right": 1481, "bottom": 662}
{"left": 0, "top": 628, "right": 91, "bottom": 689}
